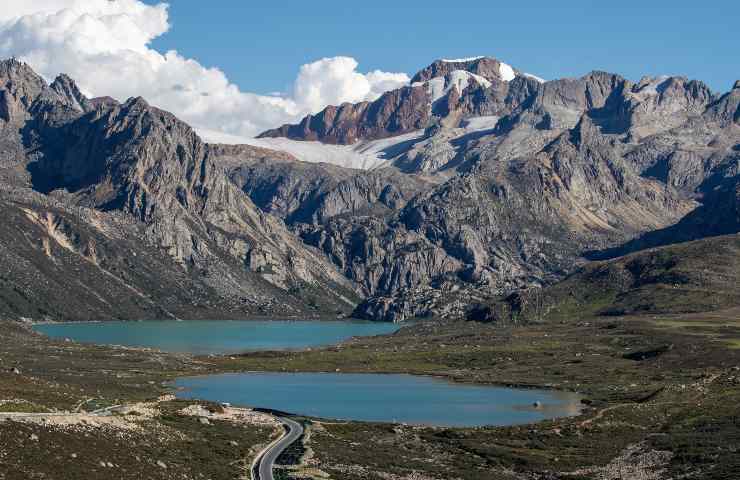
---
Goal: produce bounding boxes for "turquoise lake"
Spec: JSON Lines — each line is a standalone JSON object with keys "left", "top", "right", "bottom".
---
{"left": 174, "top": 372, "right": 582, "bottom": 427}
{"left": 33, "top": 320, "right": 401, "bottom": 355}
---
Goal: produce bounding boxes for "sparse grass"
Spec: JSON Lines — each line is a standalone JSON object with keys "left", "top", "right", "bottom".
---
{"left": 493, "top": 235, "right": 740, "bottom": 325}
{"left": 216, "top": 316, "right": 722, "bottom": 402}
{"left": 0, "top": 400, "right": 46, "bottom": 413}
{"left": 0, "top": 400, "right": 275, "bottom": 480}
{"left": 3, "top": 310, "right": 740, "bottom": 479}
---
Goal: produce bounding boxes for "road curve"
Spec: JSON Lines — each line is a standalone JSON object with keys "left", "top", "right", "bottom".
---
{"left": 254, "top": 416, "right": 304, "bottom": 480}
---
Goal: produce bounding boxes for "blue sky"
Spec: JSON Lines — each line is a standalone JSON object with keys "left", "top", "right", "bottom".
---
{"left": 150, "top": 0, "right": 739, "bottom": 94}
{"left": 4, "top": 1, "right": 734, "bottom": 139}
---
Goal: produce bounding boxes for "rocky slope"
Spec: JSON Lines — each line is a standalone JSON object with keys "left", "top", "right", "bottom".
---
{"left": 479, "top": 233, "right": 740, "bottom": 325}
{"left": 0, "top": 59, "right": 359, "bottom": 321}
{"left": 211, "top": 144, "right": 435, "bottom": 225}
{"left": 259, "top": 85, "right": 432, "bottom": 145}
{"left": 259, "top": 57, "right": 534, "bottom": 147}
{"left": 256, "top": 57, "right": 740, "bottom": 321}
{"left": 592, "top": 176, "right": 740, "bottom": 259}
{"left": 1, "top": 56, "right": 738, "bottom": 322}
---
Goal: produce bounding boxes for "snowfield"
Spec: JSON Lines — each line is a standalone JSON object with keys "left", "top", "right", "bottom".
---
{"left": 200, "top": 115, "right": 502, "bottom": 171}
{"left": 240, "top": 131, "right": 427, "bottom": 170}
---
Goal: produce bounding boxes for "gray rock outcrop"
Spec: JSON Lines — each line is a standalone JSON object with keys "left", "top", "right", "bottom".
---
{"left": 0, "top": 59, "right": 359, "bottom": 321}
{"left": 255, "top": 57, "right": 740, "bottom": 321}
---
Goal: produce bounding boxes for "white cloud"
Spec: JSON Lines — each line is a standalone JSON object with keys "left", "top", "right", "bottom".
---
{"left": 0, "top": 1, "right": 410, "bottom": 139}
{"left": 293, "top": 57, "right": 411, "bottom": 113}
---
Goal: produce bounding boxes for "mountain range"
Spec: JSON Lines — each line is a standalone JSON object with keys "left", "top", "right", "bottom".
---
{"left": 0, "top": 56, "right": 738, "bottom": 322}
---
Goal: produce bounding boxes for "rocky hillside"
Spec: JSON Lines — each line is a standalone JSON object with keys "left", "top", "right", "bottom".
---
{"left": 259, "top": 57, "right": 531, "bottom": 146}
{"left": 0, "top": 59, "right": 359, "bottom": 321}
{"left": 478, "top": 233, "right": 740, "bottom": 325}
{"left": 0, "top": 56, "right": 738, "bottom": 322}
{"left": 210, "top": 144, "right": 435, "bottom": 226}
{"left": 255, "top": 57, "right": 740, "bottom": 321}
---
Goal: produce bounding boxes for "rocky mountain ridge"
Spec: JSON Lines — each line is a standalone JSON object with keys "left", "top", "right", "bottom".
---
{"left": 254, "top": 57, "right": 739, "bottom": 321}
{"left": 0, "top": 59, "right": 359, "bottom": 321}
{"left": 0, "top": 57, "right": 738, "bottom": 322}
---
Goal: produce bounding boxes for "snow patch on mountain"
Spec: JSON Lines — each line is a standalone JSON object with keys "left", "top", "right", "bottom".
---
{"left": 440, "top": 56, "right": 485, "bottom": 63}
{"left": 202, "top": 114, "right": 504, "bottom": 172}
{"left": 412, "top": 70, "right": 492, "bottom": 103}
{"left": 499, "top": 62, "right": 516, "bottom": 82}
{"left": 461, "top": 116, "right": 501, "bottom": 132}
{"left": 634, "top": 75, "right": 672, "bottom": 97}
{"left": 420, "top": 77, "right": 446, "bottom": 103}
{"left": 236, "top": 131, "right": 427, "bottom": 170}
{"left": 522, "top": 72, "right": 546, "bottom": 83}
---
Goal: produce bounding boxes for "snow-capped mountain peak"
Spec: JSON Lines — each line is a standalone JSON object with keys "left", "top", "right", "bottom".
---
{"left": 440, "top": 56, "right": 486, "bottom": 63}
{"left": 411, "top": 70, "right": 492, "bottom": 103}
{"left": 410, "top": 56, "right": 524, "bottom": 85}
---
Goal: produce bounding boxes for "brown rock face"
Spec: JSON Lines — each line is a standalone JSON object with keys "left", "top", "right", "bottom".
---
{"left": 410, "top": 57, "right": 513, "bottom": 84}
{"left": 705, "top": 86, "right": 740, "bottom": 126}
{"left": 260, "top": 84, "right": 431, "bottom": 144}
{"left": 50, "top": 74, "right": 93, "bottom": 113}
{"left": 259, "top": 57, "right": 524, "bottom": 145}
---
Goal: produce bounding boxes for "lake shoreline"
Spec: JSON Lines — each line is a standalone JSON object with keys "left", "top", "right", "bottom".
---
{"left": 31, "top": 318, "right": 590, "bottom": 400}
{"left": 172, "top": 371, "right": 584, "bottom": 428}
{"left": 31, "top": 319, "right": 403, "bottom": 356}
{"left": 3, "top": 311, "right": 738, "bottom": 479}
{"left": 29, "top": 319, "right": 592, "bottom": 398}
{"left": 27, "top": 315, "right": 377, "bottom": 325}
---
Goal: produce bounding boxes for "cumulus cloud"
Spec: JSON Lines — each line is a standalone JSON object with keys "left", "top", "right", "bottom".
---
{"left": 0, "top": 1, "right": 410, "bottom": 140}
{"left": 293, "top": 57, "right": 411, "bottom": 113}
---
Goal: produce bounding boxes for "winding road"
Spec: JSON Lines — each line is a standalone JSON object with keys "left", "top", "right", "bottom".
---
{"left": 253, "top": 416, "right": 304, "bottom": 480}
{"left": 3, "top": 404, "right": 304, "bottom": 480}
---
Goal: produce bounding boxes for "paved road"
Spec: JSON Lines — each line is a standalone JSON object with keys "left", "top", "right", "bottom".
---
{"left": 255, "top": 416, "right": 304, "bottom": 480}
{"left": 2, "top": 405, "right": 303, "bottom": 480}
